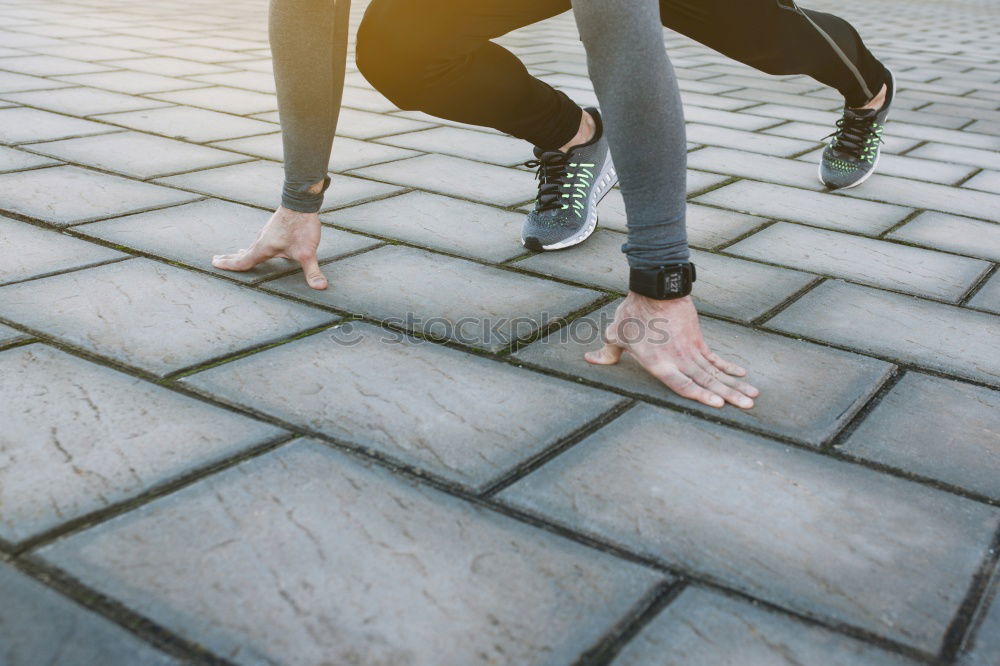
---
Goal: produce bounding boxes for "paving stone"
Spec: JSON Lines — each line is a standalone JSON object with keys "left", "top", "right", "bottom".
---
{"left": 0, "top": 70, "right": 73, "bottom": 93}
{"left": 968, "top": 272, "right": 1000, "bottom": 314}
{"left": 896, "top": 127, "right": 1000, "bottom": 153}
{"left": 0, "top": 165, "right": 196, "bottom": 225}
{"left": 498, "top": 403, "right": 1000, "bottom": 653}
{"left": 24, "top": 131, "right": 249, "bottom": 179}
{"left": 0, "top": 145, "right": 56, "bottom": 172}
{"left": 102, "top": 56, "right": 233, "bottom": 77}
{"left": 0, "top": 322, "right": 29, "bottom": 346}
{"left": 39, "top": 441, "right": 662, "bottom": 665}
{"left": 683, "top": 105, "right": 781, "bottom": 131}
{"left": 0, "top": 562, "right": 178, "bottom": 666}
{"left": 377, "top": 126, "right": 536, "bottom": 166}
{"left": 960, "top": 564, "right": 1000, "bottom": 666}
{"left": 264, "top": 244, "right": 601, "bottom": 351}
{"left": 0, "top": 107, "right": 115, "bottom": 144}
{"left": 612, "top": 587, "right": 916, "bottom": 666}
{"left": 187, "top": 325, "right": 622, "bottom": 487}
{"left": 77, "top": 199, "right": 380, "bottom": 283}
{"left": 188, "top": 70, "right": 276, "bottom": 94}
{"left": 0, "top": 259, "right": 335, "bottom": 375}
{"left": 149, "top": 86, "right": 277, "bottom": 114}
{"left": 39, "top": 43, "right": 143, "bottom": 61}
{"left": 837, "top": 174, "right": 1000, "bottom": 221}
{"left": 350, "top": 154, "right": 538, "bottom": 207}
{"left": 0, "top": 345, "right": 285, "bottom": 542}
{"left": 589, "top": 199, "right": 764, "bottom": 249}
{"left": 515, "top": 299, "right": 892, "bottom": 445}
{"left": 94, "top": 106, "right": 275, "bottom": 143}
{"left": 513, "top": 230, "right": 814, "bottom": 322}
{"left": 695, "top": 180, "right": 913, "bottom": 235}
{"left": 888, "top": 211, "right": 1000, "bottom": 262}
{"left": 685, "top": 123, "right": 816, "bottom": 157}
{"left": 687, "top": 146, "right": 823, "bottom": 190}
{"left": 720, "top": 87, "right": 842, "bottom": 110}
{"left": 321, "top": 190, "right": 524, "bottom": 262}
{"left": 336, "top": 107, "right": 435, "bottom": 139}
{"left": 767, "top": 280, "right": 1000, "bottom": 385}
{"left": 728, "top": 222, "right": 989, "bottom": 301}
{"left": 767, "top": 122, "right": 923, "bottom": 154}
{"left": 963, "top": 170, "right": 1000, "bottom": 195}
{"left": 146, "top": 45, "right": 251, "bottom": 63}
{"left": 0, "top": 54, "right": 111, "bottom": 76}
{"left": 0, "top": 215, "right": 123, "bottom": 284}
{"left": 0, "top": 85, "right": 170, "bottom": 115}
{"left": 210, "top": 131, "right": 419, "bottom": 172}
{"left": 55, "top": 71, "right": 209, "bottom": 94}
{"left": 841, "top": 372, "right": 1000, "bottom": 499}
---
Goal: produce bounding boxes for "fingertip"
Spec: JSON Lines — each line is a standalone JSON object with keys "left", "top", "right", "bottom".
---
{"left": 709, "top": 395, "right": 724, "bottom": 408}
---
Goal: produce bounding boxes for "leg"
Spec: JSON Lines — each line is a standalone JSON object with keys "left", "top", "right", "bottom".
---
{"left": 214, "top": 0, "right": 351, "bottom": 288}
{"left": 356, "top": 0, "right": 581, "bottom": 150}
{"left": 659, "top": 0, "right": 887, "bottom": 107}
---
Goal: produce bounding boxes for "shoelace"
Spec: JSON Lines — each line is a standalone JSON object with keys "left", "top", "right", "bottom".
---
{"left": 524, "top": 150, "right": 572, "bottom": 214}
{"left": 824, "top": 112, "right": 884, "bottom": 162}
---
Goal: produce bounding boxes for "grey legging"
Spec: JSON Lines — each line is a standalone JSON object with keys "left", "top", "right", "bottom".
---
{"left": 272, "top": 0, "right": 688, "bottom": 265}
{"left": 572, "top": 0, "right": 689, "bottom": 266}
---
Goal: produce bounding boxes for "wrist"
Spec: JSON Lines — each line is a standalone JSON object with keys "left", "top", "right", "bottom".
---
{"left": 628, "top": 262, "right": 696, "bottom": 300}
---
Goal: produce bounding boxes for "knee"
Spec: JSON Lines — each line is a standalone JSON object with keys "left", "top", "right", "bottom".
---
{"left": 356, "top": 4, "right": 440, "bottom": 109}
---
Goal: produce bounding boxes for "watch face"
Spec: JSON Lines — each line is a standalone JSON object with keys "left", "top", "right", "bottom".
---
{"left": 664, "top": 270, "right": 684, "bottom": 294}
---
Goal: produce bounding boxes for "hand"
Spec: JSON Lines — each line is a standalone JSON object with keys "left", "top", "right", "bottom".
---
{"left": 212, "top": 206, "right": 328, "bottom": 289}
{"left": 586, "top": 292, "right": 759, "bottom": 409}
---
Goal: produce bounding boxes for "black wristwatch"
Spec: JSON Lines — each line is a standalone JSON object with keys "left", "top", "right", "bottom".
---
{"left": 629, "top": 262, "right": 696, "bottom": 300}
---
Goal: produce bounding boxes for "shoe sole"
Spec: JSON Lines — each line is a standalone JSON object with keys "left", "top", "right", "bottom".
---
{"left": 819, "top": 69, "right": 895, "bottom": 191}
{"left": 523, "top": 156, "right": 619, "bottom": 251}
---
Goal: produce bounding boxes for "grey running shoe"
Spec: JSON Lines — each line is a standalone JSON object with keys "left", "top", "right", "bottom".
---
{"left": 521, "top": 107, "right": 617, "bottom": 251}
{"left": 819, "top": 69, "right": 895, "bottom": 190}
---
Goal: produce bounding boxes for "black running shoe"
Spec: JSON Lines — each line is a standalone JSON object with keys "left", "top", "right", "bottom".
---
{"left": 820, "top": 69, "right": 895, "bottom": 190}
{"left": 521, "top": 107, "right": 617, "bottom": 251}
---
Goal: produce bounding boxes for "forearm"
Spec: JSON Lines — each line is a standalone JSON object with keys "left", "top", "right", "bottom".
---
{"left": 269, "top": 0, "right": 351, "bottom": 212}
{"left": 571, "top": 0, "right": 689, "bottom": 269}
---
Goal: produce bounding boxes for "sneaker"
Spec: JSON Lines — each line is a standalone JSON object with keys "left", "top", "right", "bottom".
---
{"left": 819, "top": 69, "right": 895, "bottom": 190}
{"left": 521, "top": 107, "right": 618, "bottom": 251}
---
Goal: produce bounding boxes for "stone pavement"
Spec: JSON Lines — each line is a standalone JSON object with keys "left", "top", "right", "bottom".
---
{"left": 0, "top": 0, "right": 998, "bottom": 663}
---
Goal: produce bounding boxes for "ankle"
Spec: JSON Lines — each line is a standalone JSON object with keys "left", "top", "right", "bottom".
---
{"left": 853, "top": 83, "right": 887, "bottom": 111}
{"left": 558, "top": 110, "right": 596, "bottom": 153}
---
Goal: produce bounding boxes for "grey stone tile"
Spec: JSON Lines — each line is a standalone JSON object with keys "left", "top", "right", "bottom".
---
{"left": 321, "top": 190, "right": 523, "bottom": 262}
{"left": 0, "top": 322, "right": 29, "bottom": 346}
{"left": 210, "top": 132, "right": 419, "bottom": 172}
{"left": 513, "top": 230, "right": 814, "bottom": 322}
{"left": 0, "top": 345, "right": 285, "bottom": 542}
{"left": 0, "top": 107, "right": 115, "bottom": 144}
{"left": 514, "top": 299, "right": 892, "bottom": 446}
{"left": 596, "top": 200, "right": 765, "bottom": 249}
{"left": 0, "top": 54, "right": 111, "bottom": 76}
{"left": 0, "top": 145, "right": 56, "bottom": 172}
{"left": 0, "top": 165, "right": 196, "bottom": 226}
{"left": 77, "top": 199, "right": 380, "bottom": 283}
{"left": 24, "top": 131, "right": 249, "bottom": 179}
{"left": 683, "top": 105, "right": 781, "bottom": 131}
{"left": 336, "top": 107, "right": 435, "bottom": 140}
{"left": 264, "top": 244, "right": 601, "bottom": 351}
{"left": 39, "top": 44, "right": 144, "bottom": 61}
{"left": 156, "top": 160, "right": 402, "bottom": 211}
{"left": 612, "top": 587, "right": 916, "bottom": 666}
{"left": 968, "top": 272, "right": 1000, "bottom": 314}
{"left": 908, "top": 144, "right": 1000, "bottom": 171}
{"left": 188, "top": 70, "right": 276, "bottom": 94}
{"left": 0, "top": 562, "right": 178, "bottom": 665}
{"left": 727, "top": 222, "right": 989, "bottom": 301}
{"left": 340, "top": 84, "right": 402, "bottom": 113}
{"left": 889, "top": 211, "right": 1000, "bottom": 262}
{"left": 687, "top": 146, "right": 823, "bottom": 190}
{"left": 961, "top": 564, "right": 1000, "bottom": 666}
{"left": 39, "top": 441, "right": 662, "bottom": 665}
{"left": 350, "top": 154, "right": 538, "bottom": 207}
{"left": 720, "top": 87, "right": 843, "bottom": 110}
{"left": 376, "top": 126, "right": 532, "bottom": 166}
{"left": 0, "top": 215, "right": 123, "bottom": 284}
{"left": 685, "top": 123, "right": 816, "bottom": 157}
{"left": 0, "top": 70, "right": 74, "bottom": 93}
{"left": 145, "top": 45, "right": 251, "bottom": 63}
{"left": 54, "top": 71, "right": 209, "bottom": 94}
{"left": 94, "top": 106, "right": 275, "bottom": 143}
{"left": 695, "top": 181, "right": 913, "bottom": 235}
{"left": 102, "top": 56, "right": 232, "bottom": 77}
{"left": 767, "top": 280, "right": 1000, "bottom": 385}
{"left": 0, "top": 85, "right": 171, "bottom": 115}
{"left": 767, "top": 122, "right": 923, "bottom": 154}
{"left": 498, "top": 403, "right": 1000, "bottom": 653}
{"left": 963, "top": 170, "right": 1000, "bottom": 195}
{"left": 186, "top": 326, "right": 622, "bottom": 488}
{"left": 841, "top": 372, "right": 1000, "bottom": 499}
{"left": 0, "top": 259, "right": 335, "bottom": 375}
{"left": 837, "top": 174, "right": 1000, "bottom": 221}
{"left": 149, "top": 86, "right": 277, "bottom": 115}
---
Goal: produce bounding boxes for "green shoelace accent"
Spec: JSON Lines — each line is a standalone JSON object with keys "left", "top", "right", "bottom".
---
{"left": 561, "top": 163, "right": 594, "bottom": 218}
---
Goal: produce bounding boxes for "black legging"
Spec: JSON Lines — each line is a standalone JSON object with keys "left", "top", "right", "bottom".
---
{"left": 356, "top": 0, "right": 887, "bottom": 150}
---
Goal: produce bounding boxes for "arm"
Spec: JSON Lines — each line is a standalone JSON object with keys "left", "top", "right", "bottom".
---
{"left": 572, "top": 0, "right": 758, "bottom": 409}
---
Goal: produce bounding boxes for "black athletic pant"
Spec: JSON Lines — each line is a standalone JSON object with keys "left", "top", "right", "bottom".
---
{"left": 356, "top": 0, "right": 888, "bottom": 150}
